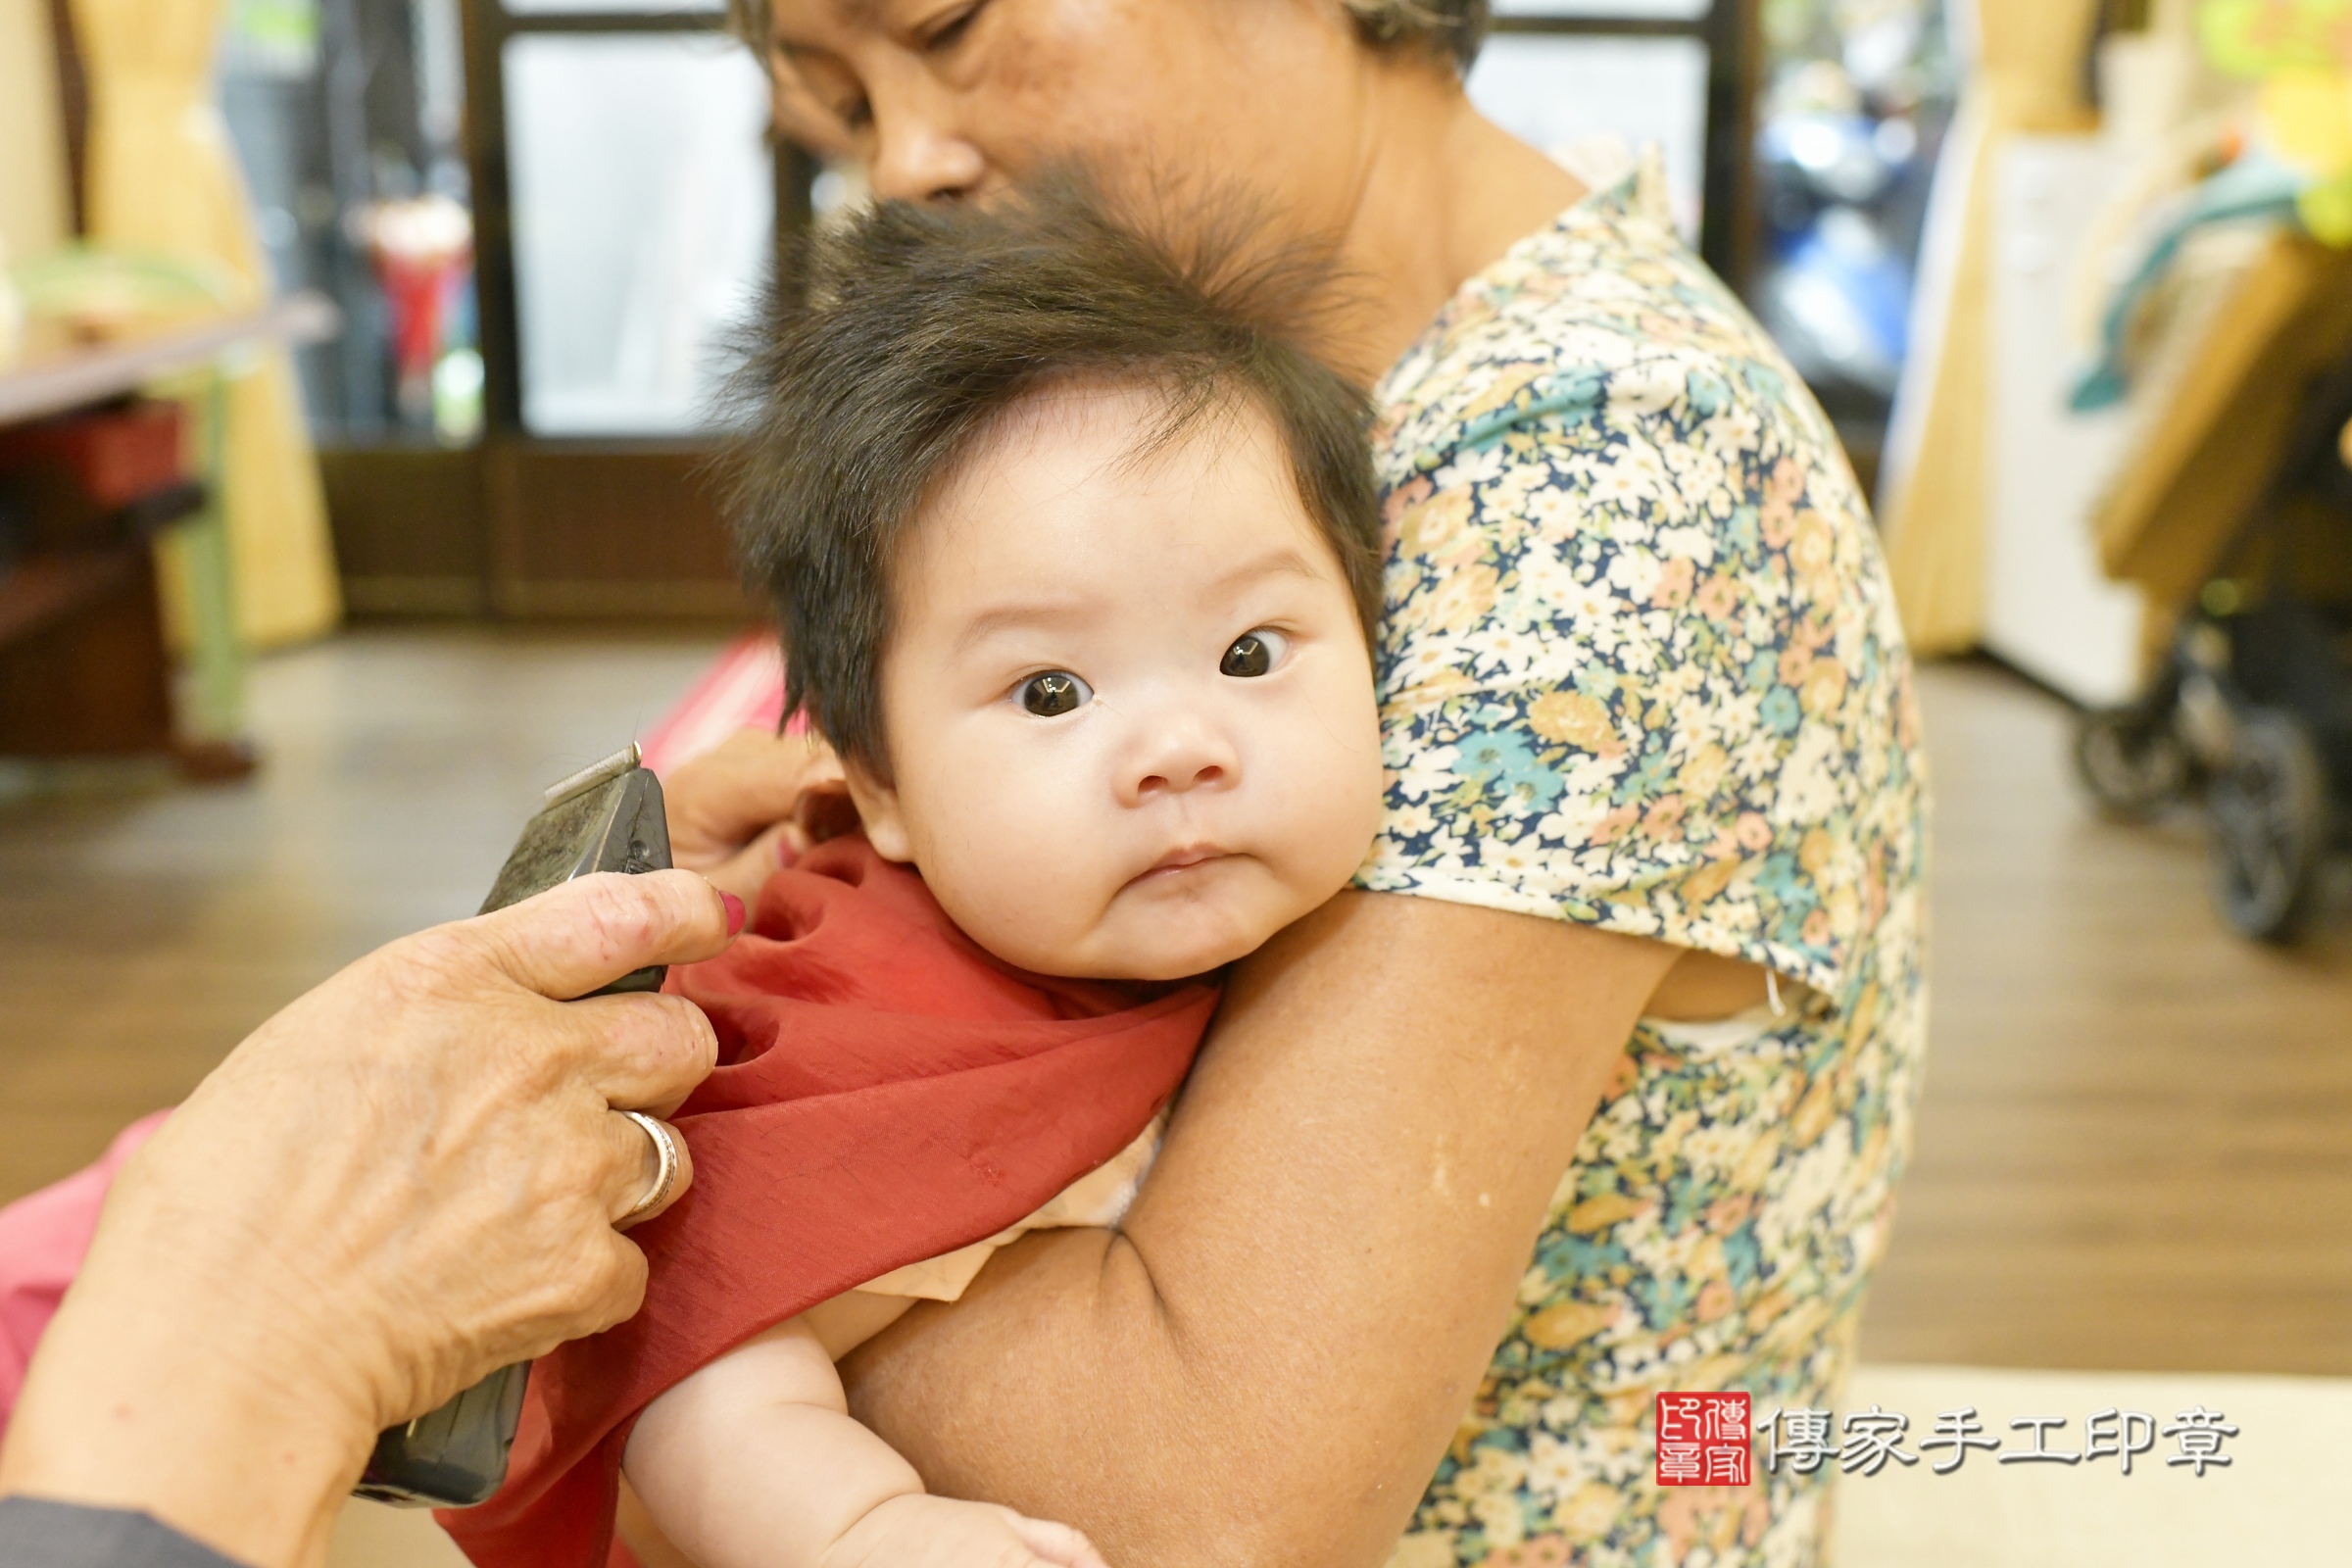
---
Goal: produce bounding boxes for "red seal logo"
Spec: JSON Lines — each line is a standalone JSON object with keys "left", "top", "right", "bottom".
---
{"left": 1656, "top": 1391, "right": 1752, "bottom": 1487}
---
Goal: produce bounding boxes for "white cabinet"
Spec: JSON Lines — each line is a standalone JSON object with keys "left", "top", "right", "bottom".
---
{"left": 1981, "top": 137, "right": 2148, "bottom": 707}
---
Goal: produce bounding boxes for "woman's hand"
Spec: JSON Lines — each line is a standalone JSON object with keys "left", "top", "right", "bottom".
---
{"left": 662, "top": 728, "right": 855, "bottom": 904}
{"left": 0, "top": 869, "right": 738, "bottom": 1568}
{"left": 842, "top": 892, "right": 1682, "bottom": 1568}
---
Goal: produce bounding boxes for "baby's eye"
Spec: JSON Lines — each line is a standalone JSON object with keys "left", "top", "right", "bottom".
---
{"left": 1220, "top": 629, "right": 1288, "bottom": 678}
{"left": 1017, "top": 670, "right": 1092, "bottom": 716}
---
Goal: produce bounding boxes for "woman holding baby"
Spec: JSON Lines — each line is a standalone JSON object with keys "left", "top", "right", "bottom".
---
{"left": 0, "top": 3, "right": 1921, "bottom": 1565}
{"left": 660, "top": 1, "right": 1929, "bottom": 1565}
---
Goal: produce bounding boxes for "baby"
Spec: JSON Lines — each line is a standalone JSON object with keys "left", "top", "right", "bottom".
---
{"left": 465, "top": 187, "right": 1391, "bottom": 1568}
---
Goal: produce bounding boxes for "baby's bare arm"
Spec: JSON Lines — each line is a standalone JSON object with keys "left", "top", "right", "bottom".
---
{"left": 623, "top": 1315, "right": 1103, "bottom": 1568}
{"left": 626, "top": 1317, "right": 912, "bottom": 1564}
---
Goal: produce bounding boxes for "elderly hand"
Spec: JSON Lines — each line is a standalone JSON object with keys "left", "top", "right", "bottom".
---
{"left": 662, "top": 728, "right": 854, "bottom": 905}
{"left": 0, "top": 869, "right": 738, "bottom": 1568}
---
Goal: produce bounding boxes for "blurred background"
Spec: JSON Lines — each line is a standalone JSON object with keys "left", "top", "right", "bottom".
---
{"left": 0, "top": 0, "right": 1963, "bottom": 625}
{"left": 1, "top": 2, "right": 2349, "bottom": 1564}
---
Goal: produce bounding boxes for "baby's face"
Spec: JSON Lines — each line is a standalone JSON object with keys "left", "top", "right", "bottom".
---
{"left": 845, "top": 384, "right": 1383, "bottom": 981}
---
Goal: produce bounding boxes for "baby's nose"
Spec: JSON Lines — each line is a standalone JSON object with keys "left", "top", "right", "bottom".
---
{"left": 1122, "top": 712, "right": 1240, "bottom": 804}
{"left": 1137, "top": 757, "right": 1226, "bottom": 797}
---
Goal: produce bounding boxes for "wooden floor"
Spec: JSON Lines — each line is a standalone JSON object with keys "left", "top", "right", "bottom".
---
{"left": 2, "top": 635, "right": 2348, "bottom": 1374}
{"left": 0, "top": 625, "right": 732, "bottom": 1203}
{"left": 1856, "top": 661, "right": 2352, "bottom": 1375}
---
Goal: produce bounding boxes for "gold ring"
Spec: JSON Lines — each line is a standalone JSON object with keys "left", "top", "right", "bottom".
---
{"left": 618, "top": 1110, "right": 681, "bottom": 1222}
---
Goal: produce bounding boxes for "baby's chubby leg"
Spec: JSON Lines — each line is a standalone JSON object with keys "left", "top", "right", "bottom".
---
{"left": 624, "top": 1315, "right": 1105, "bottom": 1568}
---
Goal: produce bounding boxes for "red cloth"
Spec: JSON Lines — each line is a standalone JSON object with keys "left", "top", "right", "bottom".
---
{"left": 441, "top": 835, "right": 1217, "bottom": 1568}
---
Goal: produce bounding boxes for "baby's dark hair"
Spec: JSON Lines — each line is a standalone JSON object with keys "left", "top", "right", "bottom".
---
{"left": 723, "top": 176, "right": 1384, "bottom": 780}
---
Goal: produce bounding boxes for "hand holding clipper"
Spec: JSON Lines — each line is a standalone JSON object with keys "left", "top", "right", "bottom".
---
{"left": 354, "top": 743, "right": 680, "bottom": 1508}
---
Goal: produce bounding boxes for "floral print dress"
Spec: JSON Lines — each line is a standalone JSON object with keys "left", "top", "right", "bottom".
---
{"left": 1362, "top": 173, "right": 1928, "bottom": 1567}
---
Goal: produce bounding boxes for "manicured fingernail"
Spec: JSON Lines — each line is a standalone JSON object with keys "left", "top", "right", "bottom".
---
{"left": 777, "top": 834, "right": 799, "bottom": 868}
{"left": 720, "top": 892, "right": 746, "bottom": 935}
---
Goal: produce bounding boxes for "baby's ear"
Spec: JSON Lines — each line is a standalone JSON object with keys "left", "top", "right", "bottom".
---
{"left": 841, "top": 759, "right": 914, "bottom": 862}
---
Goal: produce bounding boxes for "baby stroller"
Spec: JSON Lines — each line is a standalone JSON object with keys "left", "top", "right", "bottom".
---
{"left": 2074, "top": 347, "right": 2352, "bottom": 942}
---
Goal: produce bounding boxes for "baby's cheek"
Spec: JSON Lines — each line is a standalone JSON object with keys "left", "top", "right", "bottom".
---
{"left": 1262, "top": 701, "right": 1385, "bottom": 903}
{"left": 920, "top": 811, "right": 1120, "bottom": 969}
{"left": 1280, "top": 794, "right": 1379, "bottom": 909}
{"left": 932, "top": 869, "right": 1065, "bottom": 973}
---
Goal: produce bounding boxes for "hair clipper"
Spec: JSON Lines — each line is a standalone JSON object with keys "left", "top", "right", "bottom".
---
{"left": 352, "top": 743, "right": 671, "bottom": 1507}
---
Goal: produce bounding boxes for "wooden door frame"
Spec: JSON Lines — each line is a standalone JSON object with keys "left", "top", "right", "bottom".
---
{"left": 454, "top": 1, "right": 804, "bottom": 618}
{"left": 460, "top": 3, "right": 1757, "bottom": 437}
{"left": 1487, "top": 1, "right": 1759, "bottom": 294}
{"left": 432, "top": 1, "right": 1755, "bottom": 618}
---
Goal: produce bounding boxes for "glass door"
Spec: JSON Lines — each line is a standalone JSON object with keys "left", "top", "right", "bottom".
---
{"left": 461, "top": 0, "right": 805, "bottom": 615}
{"left": 1474, "top": 0, "right": 1758, "bottom": 285}
{"left": 467, "top": 0, "right": 784, "bottom": 437}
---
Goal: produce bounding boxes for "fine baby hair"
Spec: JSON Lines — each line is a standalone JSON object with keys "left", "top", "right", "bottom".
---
{"left": 722, "top": 173, "right": 1384, "bottom": 780}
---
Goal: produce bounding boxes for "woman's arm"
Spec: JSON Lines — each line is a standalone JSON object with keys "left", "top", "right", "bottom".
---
{"left": 841, "top": 889, "right": 1684, "bottom": 1568}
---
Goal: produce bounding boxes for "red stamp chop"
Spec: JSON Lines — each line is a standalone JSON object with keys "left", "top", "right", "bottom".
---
{"left": 1656, "top": 1391, "right": 1752, "bottom": 1487}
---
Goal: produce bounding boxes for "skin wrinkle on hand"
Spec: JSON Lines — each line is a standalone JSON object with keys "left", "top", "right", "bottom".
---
{"left": 0, "top": 869, "right": 735, "bottom": 1568}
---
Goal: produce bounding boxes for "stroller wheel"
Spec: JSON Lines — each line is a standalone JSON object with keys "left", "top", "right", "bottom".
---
{"left": 2207, "top": 708, "right": 2332, "bottom": 943}
{"left": 2073, "top": 706, "right": 2187, "bottom": 821}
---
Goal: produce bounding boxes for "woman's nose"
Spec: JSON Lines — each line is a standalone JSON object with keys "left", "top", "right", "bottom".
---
{"left": 865, "top": 92, "right": 986, "bottom": 202}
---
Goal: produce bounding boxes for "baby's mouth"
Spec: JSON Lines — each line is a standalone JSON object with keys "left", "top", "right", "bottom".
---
{"left": 1127, "top": 844, "right": 1232, "bottom": 887}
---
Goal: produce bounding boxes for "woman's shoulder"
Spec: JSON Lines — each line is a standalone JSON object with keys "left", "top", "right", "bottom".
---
{"left": 1374, "top": 184, "right": 1835, "bottom": 491}
{"left": 1360, "top": 180, "right": 1923, "bottom": 999}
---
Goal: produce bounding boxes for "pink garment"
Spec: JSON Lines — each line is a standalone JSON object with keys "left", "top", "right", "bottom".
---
{"left": 0, "top": 1110, "right": 171, "bottom": 1436}
{"left": 636, "top": 631, "right": 789, "bottom": 776}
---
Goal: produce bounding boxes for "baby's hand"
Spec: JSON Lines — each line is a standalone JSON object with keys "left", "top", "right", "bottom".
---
{"left": 825, "top": 1494, "right": 1107, "bottom": 1568}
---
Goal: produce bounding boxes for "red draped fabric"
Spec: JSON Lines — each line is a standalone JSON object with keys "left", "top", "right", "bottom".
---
{"left": 441, "top": 836, "right": 1216, "bottom": 1568}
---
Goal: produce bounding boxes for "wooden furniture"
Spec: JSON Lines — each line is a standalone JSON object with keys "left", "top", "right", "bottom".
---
{"left": 0, "top": 296, "right": 334, "bottom": 424}
{"left": 2089, "top": 234, "right": 2352, "bottom": 662}
{"left": 424, "top": 0, "right": 787, "bottom": 627}
{"left": 318, "top": 439, "right": 754, "bottom": 621}
{"left": 0, "top": 292, "right": 335, "bottom": 770}
{"left": 0, "top": 397, "right": 193, "bottom": 761}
